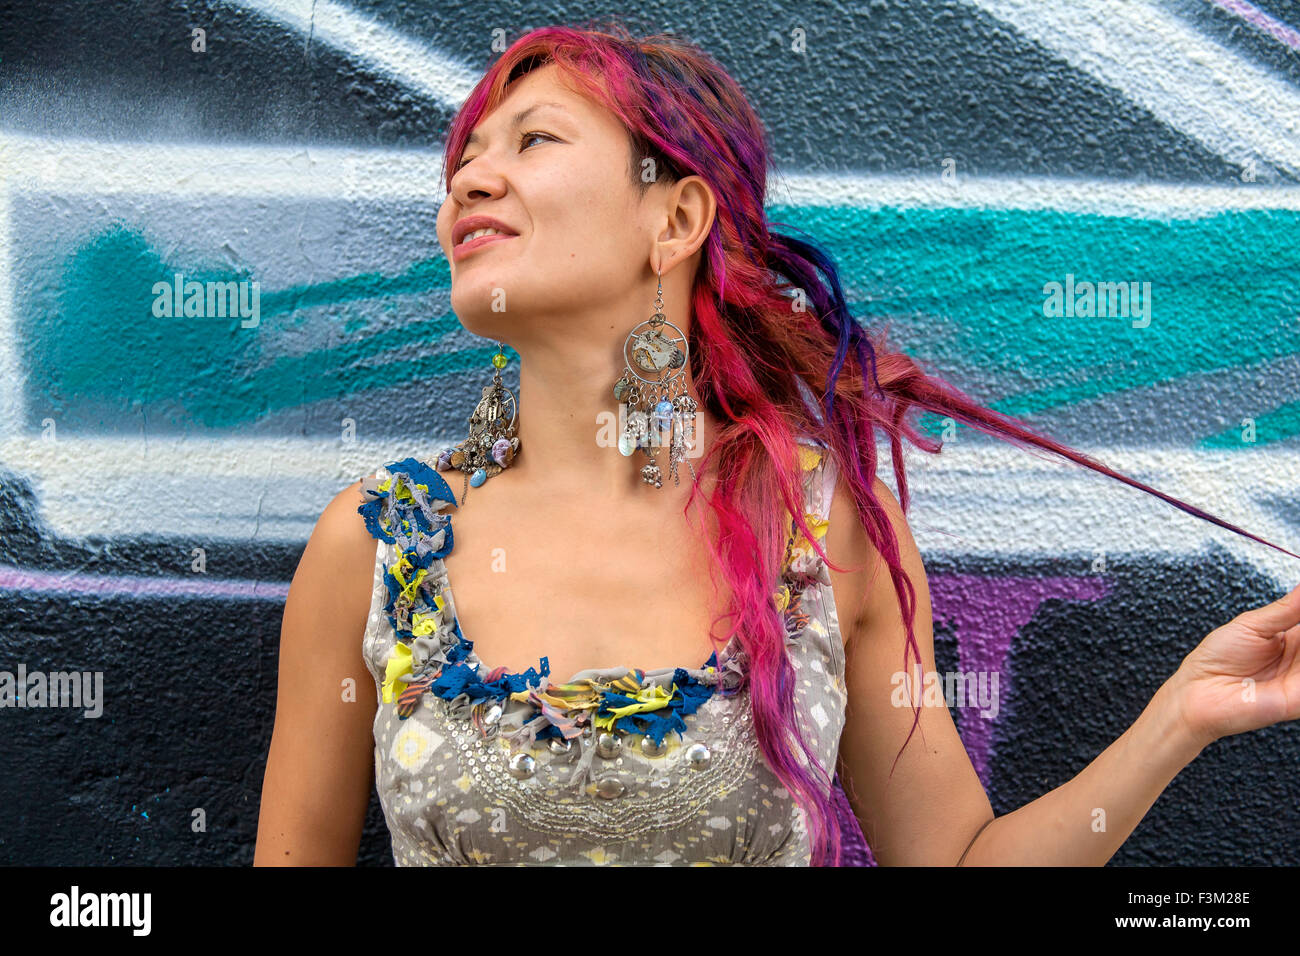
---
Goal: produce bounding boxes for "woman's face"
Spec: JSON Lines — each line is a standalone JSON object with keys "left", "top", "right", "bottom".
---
{"left": 436, "top": 63, "right": 656, "bottom": 339}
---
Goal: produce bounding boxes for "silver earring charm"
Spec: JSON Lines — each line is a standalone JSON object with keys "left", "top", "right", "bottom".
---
{"left": 436, "top": 343, "right": 520, "bottom": 503}
{"left": 612, "top": 271, "right": 698, "bottom": 488}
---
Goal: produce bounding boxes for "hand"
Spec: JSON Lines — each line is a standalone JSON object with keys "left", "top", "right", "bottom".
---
{"left": 1168, "top": 582, "right": 1300, "bottom": 749}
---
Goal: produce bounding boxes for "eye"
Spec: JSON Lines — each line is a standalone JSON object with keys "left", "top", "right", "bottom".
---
{"left": 453, "top": 130, "right": 554, "bottom": 173}
{"left": 518, "top": 129, "right": 553, "bottom": 151}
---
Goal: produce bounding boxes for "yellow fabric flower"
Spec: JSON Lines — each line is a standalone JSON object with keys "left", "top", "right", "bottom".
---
{"left": 604, "top": 682, "right": 676, "bottom": 719}
{"left": 774, "top": 583, "right": 791, "bottom": 612}
{"left": 410, "top": 593, "right": 446, "bottom": 638}
{"left": 381, "top": 641, "right": 413, "bottom": 704}
{"left": 591, "top": 682, "right": 677, "bottom": 731}
{"left": 384, "top": 474, "right": 430, "bottom": 506}
{"left": 389, "top": 551, "right": 428, "bottom": 607}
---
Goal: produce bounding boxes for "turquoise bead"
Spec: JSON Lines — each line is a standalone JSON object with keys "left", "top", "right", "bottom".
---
{"left": 470, "top": 468, "right": 487, "bottom": 487}
{"left": 653, "top": 399, "right": 673, "bottom": 429}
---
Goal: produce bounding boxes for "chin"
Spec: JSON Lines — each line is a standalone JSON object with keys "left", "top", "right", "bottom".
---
{"left": 446, "top": 295, "right": 509, "bottom": 334}
{"left": 450, "top": 280, "right": 511, "bottom": 316}
{"left": 449, "top": 310, "right": 503, "bottom": 337}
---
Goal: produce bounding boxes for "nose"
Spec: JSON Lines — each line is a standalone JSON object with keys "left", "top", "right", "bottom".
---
{"left": 449, "top": 154, "right": 506, "bottom": 206}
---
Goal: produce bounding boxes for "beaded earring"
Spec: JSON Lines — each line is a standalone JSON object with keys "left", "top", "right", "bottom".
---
{"left": 435, "top": 343, "right": 520, "bottom": 504}
{"left": 612, "top": 270, "right": 698, "bottom": 488}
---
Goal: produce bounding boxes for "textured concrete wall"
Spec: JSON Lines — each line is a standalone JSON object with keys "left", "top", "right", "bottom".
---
{"left": 1, "top": 0, "right": 1297, "bottom": 866}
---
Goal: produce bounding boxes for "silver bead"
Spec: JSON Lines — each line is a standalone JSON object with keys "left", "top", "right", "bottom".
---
{"left": 484, "top": 703, "right": 503, "bottom": 724}
{"left": 640, "top": 735, "right": 667, "bottom": 757}
{"left": 548, "top": 737, "right": 573, "bottom": 755}
{"left": 596, "top": 732, "right": 622, "bottom": 759}
{"left": 685, "top": 742, "right": 711, "bottom": 770}
{"left": 595, "top": 776, "right": 626, "bottom": 799}
{"left": 581, "top": 723, "right": 594, "bottom": 739}
{"left": 507, "top": 752, "right": 536, "bottom": 779}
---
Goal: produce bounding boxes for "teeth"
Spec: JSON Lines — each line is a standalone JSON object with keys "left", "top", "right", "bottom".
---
{"left": 461, "top": 227, "right": 509, "bottom": 244}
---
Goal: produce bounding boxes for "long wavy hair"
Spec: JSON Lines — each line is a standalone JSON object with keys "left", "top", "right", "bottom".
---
{"left": 439, "top": 19, "right": 1300, "bottom": 866}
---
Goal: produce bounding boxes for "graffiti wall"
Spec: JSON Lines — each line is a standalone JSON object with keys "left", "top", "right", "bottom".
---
{"left": 1, "top": 0, "right": 1297, "bottom": 865}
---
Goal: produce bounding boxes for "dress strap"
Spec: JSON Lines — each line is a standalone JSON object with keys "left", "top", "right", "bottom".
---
{"left": 810, "top": 444, "right": 838, "bottom": 522}
{"left": 777, "top": 437, "right": 836, "bottom": 591}
{"left": 794, "top": 435, "right": 837, "bottom": 522}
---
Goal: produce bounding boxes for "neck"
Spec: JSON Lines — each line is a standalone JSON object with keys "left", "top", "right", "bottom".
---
{"left": 490, "top": 340, "right": 721, "bottom": 503}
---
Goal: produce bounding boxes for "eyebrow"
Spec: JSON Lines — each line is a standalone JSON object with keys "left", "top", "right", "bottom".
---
{"left": 464, "top": 101, "right": 571, "bottom": 147}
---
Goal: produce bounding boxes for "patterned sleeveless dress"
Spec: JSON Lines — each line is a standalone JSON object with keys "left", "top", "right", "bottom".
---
{"left": 357, "top": 436, "right": 848, "bottom": 865}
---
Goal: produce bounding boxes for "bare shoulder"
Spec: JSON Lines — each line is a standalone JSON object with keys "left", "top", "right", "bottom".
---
{"left": 316, "top": 472, "right": 383, "bottom": 557}
{"left": 823, "top": 468, "right": 928, "bottom": 652}
{"left": 285, "top": 471, "right": 387, "bottom": 636}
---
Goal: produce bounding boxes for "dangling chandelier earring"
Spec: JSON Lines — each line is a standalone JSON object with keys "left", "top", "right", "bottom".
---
{"left": 435, "top": 343, "right": 520, "bottom": 504}
{"left": 612, "top": 269, "right": 698, "bottom": 488}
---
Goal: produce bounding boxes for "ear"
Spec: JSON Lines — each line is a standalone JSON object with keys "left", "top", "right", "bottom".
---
{"left": 654, "top": 175, "right": 717, "bottom": 270}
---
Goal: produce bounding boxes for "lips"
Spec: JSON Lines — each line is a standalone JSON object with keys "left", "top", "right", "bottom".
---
{"left": 451, "top": 230, "right": 516, "bottom": 262}
{"left": 452, "top": 215, "right": 519, "bottom": 246}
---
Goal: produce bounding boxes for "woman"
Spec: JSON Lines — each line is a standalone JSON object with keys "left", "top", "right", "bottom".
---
{"left": 255, "top": 21, "right": 1300, "bottom": 866}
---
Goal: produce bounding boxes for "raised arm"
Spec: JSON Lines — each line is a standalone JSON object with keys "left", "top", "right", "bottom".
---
{"left": 828, "top": 475, "right": 1297, "bottom": 865}
{"left": 254, "top": 478, "right": 381, "bottom": 866}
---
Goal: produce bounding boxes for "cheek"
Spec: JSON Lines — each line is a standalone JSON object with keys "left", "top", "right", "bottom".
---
{"left": 536, "top": 191, "right": 635, "bottom": 262}
{"left": 435, "top": 208, "right": 452, "bottom": 252}
{"left": 535, "top": 162, "right": 627, "bottom": 233}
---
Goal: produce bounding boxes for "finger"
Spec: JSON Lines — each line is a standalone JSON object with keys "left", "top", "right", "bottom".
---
{"left": 1283, "top": 626, "right": 1300, "bottom": 668}
{"left": 1242, "top": 582, "right": 1300, "bottom": 634}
